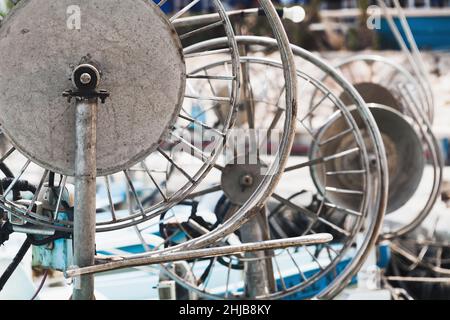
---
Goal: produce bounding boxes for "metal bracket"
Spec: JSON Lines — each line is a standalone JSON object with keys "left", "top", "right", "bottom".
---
{"left": 62, "top": 89, "right": 110, "bottom": 104}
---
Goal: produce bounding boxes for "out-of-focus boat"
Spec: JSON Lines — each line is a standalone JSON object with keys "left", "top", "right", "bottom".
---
{"left": 377, "top": 8, "right": 450, "bottom": 50}
{"left": 319, "top": 6, "right": 450, "bottom": 50}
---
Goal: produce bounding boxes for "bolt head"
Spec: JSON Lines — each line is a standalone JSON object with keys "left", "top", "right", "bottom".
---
{"left": 80, "top": 73, "right": 92, "bottom": 85}
{"left": 240, "top": 174, "right": 254, "bottom": 187}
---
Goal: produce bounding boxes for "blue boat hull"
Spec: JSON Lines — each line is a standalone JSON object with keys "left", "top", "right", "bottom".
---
{"left": 378, "top": 16, "right": 450, "bottom": 50}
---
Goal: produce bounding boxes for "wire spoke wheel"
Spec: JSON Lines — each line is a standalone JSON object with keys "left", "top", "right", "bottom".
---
{"left": 313, "top": 55, "right": 443, "bottom": 240}
{"left": 0, "top": 1, "right": 305, "bottom": 299}
{"left": 135, "top": 36, "right": 388, "bottom": 300}
{"left": 0, "top": 0, "right": 242, "bottom": 233}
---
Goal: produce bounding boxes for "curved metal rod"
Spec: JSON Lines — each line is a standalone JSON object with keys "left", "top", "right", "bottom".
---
{"left": 380, "top": 86, "right": 443, "bottom": 240}
{"left": 173, "top": 6, "right": 305, "bottom": 28}
{"left": 390, "top": 242, "right": 450, "bottom": 276}
{"left": 376, "top": 0, "right": 434, "bottom": 122}
{"left": 65, "top": 234, "right": 333, "bottom": 278}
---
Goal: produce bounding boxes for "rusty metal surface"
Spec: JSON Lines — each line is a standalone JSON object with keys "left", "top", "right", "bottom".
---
{"left": 0, "top": 0, "right": 186, "bottom": 176}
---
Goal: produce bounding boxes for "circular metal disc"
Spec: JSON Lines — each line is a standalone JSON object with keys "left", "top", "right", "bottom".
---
{"left": 311, "top": 104, "right": 424, "bottom": 213}
{"left": 339, "top": 82, "right": 403, "bottom": 113}
{"left": 0, "top": 0, "right": 186, "bottom": 176}
{"left": 221, "top": 159, "right": 267, "bottom": 206}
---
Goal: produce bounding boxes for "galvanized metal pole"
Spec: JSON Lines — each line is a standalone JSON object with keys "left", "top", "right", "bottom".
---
{"left": 72, "top": 97, "right": 97, "bottom": 300}
{"left": 240, "top": 207, "right": 271, "bottom": 298}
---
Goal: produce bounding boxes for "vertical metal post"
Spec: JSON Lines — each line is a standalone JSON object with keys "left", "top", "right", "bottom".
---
{"left": 72, "top": 98, "right": 97, "bottom": 300}
{"left": 260, "top": 206, "right": 277, "bottom": 293}
{"left": 240, "top": 207, "right": 275, "bottom": 298}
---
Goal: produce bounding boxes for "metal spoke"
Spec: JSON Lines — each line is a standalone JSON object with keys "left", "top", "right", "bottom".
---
{"left": 321, "top": 242, "right": 341, "bottom": 258}
{"left": 187, "top": 74, "right": 235, "bottom": 81}
{"left": 275, "top": 86, "right": 286, "bottom": 109}
{"left": 202, "top": 256, "right": 218, "bottom": 290}
{"left": 323, "top": 202, "right": 363, "bottom": 217}
{"left": 171, "top": 132, "right": 209, "bottom": 161}
{"left": 170, "top": 132, "right": 223, "bottom": 174}
{"left": 184, "top": 48, "right": 231, "bottom": 59}
{"left": 158, "top": 148, "right": 195, "bottom": 183}
{"left": 26, "top": 170, "right": 49, "bottom": 214}
{"left": 318, "top": 127, "right": 353, "bottom": 146}
{"left": 325, "top": 245, "right": 334, "bottom": 264}
{"left": 300, "top": 92, "right": 331, "bottom": 123}
{"left": 141, "top": 161, "right": 168, "bottom": 202}
{"left": 284, "top": 147, "right": 360, "bottom": 173}
{"left": 180, "top": 21, "right": 224, "bottom": 40}
{"left": 316, "top": 216, "right": 351, "bottom": 237}
{"left": 181, "top": 102, "right": 220, "bottom": 123}
{"left": 178, "top": 114, "right": 225, "bottom": 137}
{"left": 170, "top": 0, "right": 201, "bottom": 22}
{"left": 243, "top": 68, "right": 256, "bottom": 130}
{"left": 326, "top": 170, "right": 366, "bottom": 176}
{"left": 268, "top": 108, "right": 284, "bottom": 132}
{"left": 185, "top": 94, "right": 230, "bottom": 102}
{"left": 286, "top": 249, "right": 308, "bottom": 282}
{"left": 273, "top": 256, "right": 287, "bottom": 291}
{"left": 157, "top": 0, "right": 169, "bottom": 7}
{"left": 299, "top": 121, "right": 319, "bottom": 143}
{"left": 325, "top": 187, "right": 364, "bottom": 196}
{"left": 304, "top": 246, "right": 325, "bottom": 271}
{"left": 272, "top": 193, "right": 317, "bottom": 218}
{"left": 224, "top": 258, "right": 233, "bottom": 298}
{"left": 0, "top": 146, "right": 15, "bottom": 163}
{"left": 123, "top": 170, "right": 146, "bottom": 216}
{"left": 189, "top": 260, "right": 200, "bottom": 287}
{"left": 53, "top": 175, "right": 68, "bottom": 220}
{"left": 272, "top": 193, "right": 351, "bottom": 237}
{"left": 104, "top": 176, "right": 117, "bottom": 222}
{"left": 186, "top": 185, "right": 222, "bottom": 199}
{"left": 204, "top": 68, "right": 218, "bottom": 97}
{"left": 3, "top": 159, "right": 31, "bottom": 197}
